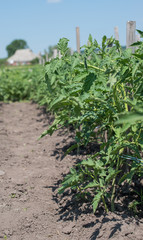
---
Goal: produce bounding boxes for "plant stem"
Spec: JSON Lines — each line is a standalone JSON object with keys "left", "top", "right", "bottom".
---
{"left": 80, "top": 62, "right": 105, "bottom": 72}
{"left": 111, "top": 177, "right": 116, "bottom": 212}
{"left": 102, "top": 195, "right": 109, "bottom": 213}
{"left": 121, "top": 83, "right": 128, "bottom": 112}
{"left": 111, "top": 157, "right": 120, "bottom": 212}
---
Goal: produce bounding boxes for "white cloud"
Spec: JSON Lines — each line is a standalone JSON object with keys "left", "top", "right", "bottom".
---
{"left": 47, "top": 0, "right": 62, "bottom": 3}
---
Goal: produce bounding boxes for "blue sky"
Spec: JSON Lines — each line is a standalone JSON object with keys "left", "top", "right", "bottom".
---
{"left": 0, "top": 0, "right": 143, "bottom": 58}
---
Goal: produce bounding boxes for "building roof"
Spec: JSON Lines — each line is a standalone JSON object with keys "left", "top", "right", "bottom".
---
{"left": 7, "top": 49, "right": 39, "bottom": 63}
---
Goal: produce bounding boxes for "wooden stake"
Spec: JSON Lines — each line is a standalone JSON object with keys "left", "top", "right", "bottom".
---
{"left": 45, "top": 52, "right": 49, "bottom": 62}
{"left": 114, "top": 26, "right": 119, "bottom": 41}
{"left": 126, "top": 21, "right": 136, "bottom": 52}
{"left": 53, "top": 49, "right": 58, "bottom": 58}
{"left": 59, "top": 50, "right": 62, "bottom": 59}
{"left": 39, "top": 52, "right": 42, "bottom": 65}
{"left": 76, "top": 27, "right": 80, "bottom": 53}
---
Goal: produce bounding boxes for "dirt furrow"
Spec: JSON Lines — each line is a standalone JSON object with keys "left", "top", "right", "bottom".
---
{"left": 0, "top": 102, "right": 143, "bottom": 240}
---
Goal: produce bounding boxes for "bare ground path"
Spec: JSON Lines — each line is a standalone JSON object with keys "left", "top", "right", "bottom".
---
{"left": 0, "top": 102, "right": 143, "bottom": 240}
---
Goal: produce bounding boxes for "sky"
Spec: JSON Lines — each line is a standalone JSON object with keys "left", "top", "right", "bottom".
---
{"left": 0, "top": 0, "right": 143, "bottom": 58}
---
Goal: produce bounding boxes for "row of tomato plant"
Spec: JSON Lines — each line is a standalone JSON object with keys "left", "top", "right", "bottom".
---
{"left": 1, "top": 31, "right": 143, "bottom": 213}
{"left": 40, "top": 31, "right": 143, "bottom": 213}
{"left": 0, "top": 65, "right": 46, "bottom": 102}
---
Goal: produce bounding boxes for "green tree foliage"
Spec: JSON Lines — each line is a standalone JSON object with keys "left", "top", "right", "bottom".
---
{"left": 6, "top": 39, "right": 29, "bottom": 57}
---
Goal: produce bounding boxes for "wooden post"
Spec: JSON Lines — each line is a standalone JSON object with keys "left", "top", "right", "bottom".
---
{"left": 39, "top": 52, "right": 42, "bottom": 65}
{"left": 76, "top": 27, "right": 80, "bottom": 53}
{"left": 59, "top": 50, "right": 62, "bottom": 59}
{"left": 45, "top": 52, "right": 49, "bottom": 62}
{"left": 42, "top": 58, "right": 45, "bottom": 65}
{"left": 114, "top": 26, "right": 119, "bottom": 41}
{"left": 53, "top": 49, "right": 58, "bottom": 58}
{"left": 70, "top": 48, "right": 74, "bottom": 55}
{"left": 126, "top": 21, "right": 136, "bottom": 52}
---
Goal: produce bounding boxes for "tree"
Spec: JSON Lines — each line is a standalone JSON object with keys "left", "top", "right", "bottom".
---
{"left": 6, "top": 39, "right": 29, "bottom": 57}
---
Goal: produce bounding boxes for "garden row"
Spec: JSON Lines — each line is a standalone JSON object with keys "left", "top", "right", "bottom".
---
{"left": 1, "top": 31, "right": 143, "bottom": 214}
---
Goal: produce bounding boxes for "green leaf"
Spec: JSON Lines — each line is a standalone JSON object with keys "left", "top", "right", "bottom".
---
{"left": 92, "top": 192, "right": 102, "bottom": 213}
{"left": 58, "top": 168, "right": 79, "bottom": 194}
{"left": 136, "top": 29, "right": 143, "bottom": 38}
{"left": 102, "top": 35, "right": 107, "bottom": 49}
{"left": 88, "top": 34, "right": 93, "bottom": 45}
{"left": 72, "top": 58, "right": 80, "bottom": 69}
{"left": 84, "top": 180, "right": 99, "bottom": 189}
{"left": 81, "top": 158, "right": 95, "bottom": 167}
{"left": 122, "top": 98, "right": 137, "bottom": 107}
{"left": 116, "top": 112, "right": 143, "bottom": 125}
{"left": 119, "top": 169, "right": 136, "bottom": 184}
{"left": 121, "top": 123, "right": 131, "bottom": 133}
{"left": 49, "top": 95, "right": 67, "bottom": 110}
{"left": 74, "top": 72, "right": 89, "bottom": 83}
{"left": 105, "top": 168, "right": 120, "bottom": 182}
{"left": 132, "top": 53, "right": 143, "bottom": 60}
{"left": 131, "top": 42, "right": 142, "bottom": 47}
{"left": 122, "top": 48, "right": 132, "bottom": 59}
{"left": 65, "top": 144, "right": 78, "bottom": 155}
{"left": 108, "top": 73, "right": 117, "bottom": 88}
{"left": 38, "top": 118, "right": 60, "bottom": 138}
{"left": 57, "top": 38, "right": 69, "bottom": 56}
{"left": 82, "top": 73, "right": 96, "bottom": 92}
{"left": 132, "top": 62, "right": 142, "bottom": 77}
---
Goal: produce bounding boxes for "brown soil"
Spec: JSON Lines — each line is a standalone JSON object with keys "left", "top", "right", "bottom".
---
{"left": 0, "top": 101, "right": 143, "bottom": 240}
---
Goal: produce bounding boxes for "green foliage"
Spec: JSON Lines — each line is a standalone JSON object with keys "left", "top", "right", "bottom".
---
{"left": 128, "top": 188, "right": 143, "bottom": 214}
{"left": 40, "top": 34, "right": 143, "bottom": 213}
{"left": 57, "top": 38, "right": 69, "bottom": 56}
{"left": 0, "top": 58, "right": 8, "bottom": 67}
{"left": 6, "top": 39, "right": 28, "bottom": 57}
{"left": 30, "top": 57, "right": 39, "bottom": 65}
{"left": 1, "top": 31, "right": 143, "bottom": 214}
{"left": 0, "top": 65, "right": 44, "bottom": 102}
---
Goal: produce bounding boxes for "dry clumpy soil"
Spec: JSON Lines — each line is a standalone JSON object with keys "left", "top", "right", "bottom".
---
{"left": 0, "top": 102, "right": 143, "bottom": 240}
